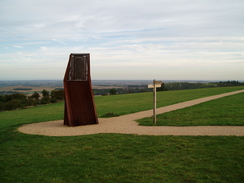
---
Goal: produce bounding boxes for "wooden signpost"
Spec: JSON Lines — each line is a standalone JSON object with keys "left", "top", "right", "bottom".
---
{"left": 148, "top": 79, "right": 163, "bottom": 124}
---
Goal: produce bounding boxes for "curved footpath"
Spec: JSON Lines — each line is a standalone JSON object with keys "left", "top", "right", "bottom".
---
{"left": 18, "top": 90, "right": 244, "bottom": 136}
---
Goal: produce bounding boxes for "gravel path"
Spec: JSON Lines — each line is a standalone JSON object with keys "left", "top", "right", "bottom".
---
{"left": 18, "top": 89, "right": 244, "bottom": 136}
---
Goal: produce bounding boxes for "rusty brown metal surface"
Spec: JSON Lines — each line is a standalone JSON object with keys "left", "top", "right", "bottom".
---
{"left": 63, "top": 53, "right": 98, "bottom": 126}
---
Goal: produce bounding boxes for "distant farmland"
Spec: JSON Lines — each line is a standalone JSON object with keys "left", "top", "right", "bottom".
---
{"left": 0, "top": 85, "right": 123, "bottom": 92}
{"left": 0, "top": 86, "right": 57, "bottom": 92}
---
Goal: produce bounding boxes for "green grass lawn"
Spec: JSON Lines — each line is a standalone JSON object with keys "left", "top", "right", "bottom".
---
{"left": 1, "top": 86, "right": 243, "bottom": 129}
{"left": 95, "top": 86, "right": 244, "bottom": 117}
{"left": 137, "top": 92, "right": 244, "bottom": 126}
{"left": 1, "top": 133, "right": 243, "bottom": 183}
{"left": 0, "top": 86, "right": 244, "bottom": 183}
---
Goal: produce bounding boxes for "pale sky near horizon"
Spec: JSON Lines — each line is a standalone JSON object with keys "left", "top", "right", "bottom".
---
{"left": 0, "top": 0, "right": 244, "bottom": 81}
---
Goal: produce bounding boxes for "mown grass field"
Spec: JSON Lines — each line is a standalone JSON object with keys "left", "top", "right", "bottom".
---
{"left": 138, "top": 92, "right": 244, "bottom": 126}
{"left": 0, "top": 86, "right": 244, "bottom": 183}
{"left": 95, "top": 86, "right": 244, "bottom": 117}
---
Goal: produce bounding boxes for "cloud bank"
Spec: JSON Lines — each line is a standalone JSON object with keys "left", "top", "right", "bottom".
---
{"left": 0, "top": 0, "right": 244, "bottom": 80}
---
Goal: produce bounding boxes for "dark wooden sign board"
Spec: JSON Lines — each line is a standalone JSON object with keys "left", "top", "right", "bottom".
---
{"left": 63, "top": 53, "right": 98, "bottom": 126}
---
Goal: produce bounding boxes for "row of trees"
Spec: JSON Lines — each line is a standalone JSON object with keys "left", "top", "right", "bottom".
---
{"left": 1, "top": 80, "right": 242, "bottom": 111}
{"left": 164, "top": 81, "right": 244, "bottom": 90}
{"left": 0, "top": 89, "right": 64, "bottom": 111}
{"left": 213, "top": 81, "right": 244, "bottom": 87}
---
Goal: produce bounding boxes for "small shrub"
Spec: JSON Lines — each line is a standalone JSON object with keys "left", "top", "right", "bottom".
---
{"left": 41, "top": 96, "right": 50, "bottom": 104}
{"left": 4, "top": 99, "right": 20, "bottom": 110}
{"left": 0, "top": 102, "right": 4, "bottom": 111}
{"left": 101, "top": 112, "right": 120, "bottom": 118}
{"left": 51, "top": 98, "right": 57, "bottom": 103}
{"left": 20, "top": 104, "right": 26, "bottom": 109}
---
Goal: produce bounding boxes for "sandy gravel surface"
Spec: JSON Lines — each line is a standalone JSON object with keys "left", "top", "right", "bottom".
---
{"left": 18, "top": 90, "right": 244, "bottom": 136}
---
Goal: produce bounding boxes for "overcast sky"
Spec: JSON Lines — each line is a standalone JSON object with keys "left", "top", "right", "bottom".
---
{"left": 0, "top": 0, "right": 244, "bottom": 81}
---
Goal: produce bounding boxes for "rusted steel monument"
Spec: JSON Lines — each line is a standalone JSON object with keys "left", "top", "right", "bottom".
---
{"left": 63, "top": 53, "right": 98, "bottom": 126}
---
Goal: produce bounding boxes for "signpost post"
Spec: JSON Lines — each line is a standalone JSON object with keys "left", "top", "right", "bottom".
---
{"left": 148, "top": 79, "right": 163, "bottom": 124}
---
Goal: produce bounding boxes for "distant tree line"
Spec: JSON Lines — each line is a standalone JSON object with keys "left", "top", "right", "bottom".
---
{"left": 164, "top": 82, "right": 212, "bottom": 90}
{"left": 1, "top": 80, "right": 242, "bottom": 111}
{"left": 93, "top": 81, "right": 243, "bottom": 95}
{"left": 93, "top": 86, "right": 153, "bottom": 96}
{"left": 164, "top": 81, "right": 244, "bottom": 90}
{"left": 0, "top": 89, "right": 64, "bottom": 111}
{"left": 211, "top": 80, "right": 244, "bottom": 87}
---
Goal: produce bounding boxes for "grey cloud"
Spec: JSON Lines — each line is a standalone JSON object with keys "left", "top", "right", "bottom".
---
{"left": 0, "top": 0, "right": 244, "bottom": 80}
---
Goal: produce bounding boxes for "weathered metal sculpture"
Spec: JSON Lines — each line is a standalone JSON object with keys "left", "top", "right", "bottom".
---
{"left": 63, "top": 53, "right": 98, "bottom": 126}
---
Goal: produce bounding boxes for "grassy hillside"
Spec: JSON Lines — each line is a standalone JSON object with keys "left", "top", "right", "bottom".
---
{"left": 138, "top": 92, "right": 244, "bottom": 126}
{"left": 0, "top": 86, "right": 244, "bottom": 183}
{"left": 1, "top": 86, "right": 243, "bottom": 129}
{"left": 95, "top": 86, "right": 244, "bottom": 117}
{"left": 1, "top": 133, "right": 243, "bottom": 183}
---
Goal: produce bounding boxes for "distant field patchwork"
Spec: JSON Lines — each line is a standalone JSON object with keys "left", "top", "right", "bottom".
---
{"left": 0, "top": 86, "right": 57, "bottom": 92}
